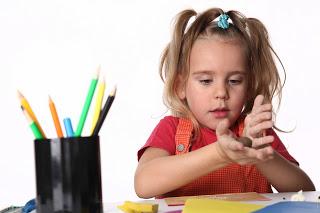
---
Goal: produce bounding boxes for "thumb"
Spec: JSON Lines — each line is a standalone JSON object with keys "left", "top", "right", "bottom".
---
{"left": 216, "top": 119, "right": 230, "bottom": 137}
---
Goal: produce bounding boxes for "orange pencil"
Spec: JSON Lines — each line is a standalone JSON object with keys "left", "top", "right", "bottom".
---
{"left": 49, "top": 96, "right": 64, "bottom": 138}
{"left": 18, "top": 90, "right": 46, "bottom": 138}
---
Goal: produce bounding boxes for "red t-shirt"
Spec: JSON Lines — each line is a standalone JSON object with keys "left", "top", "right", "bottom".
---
{"left": 138, "top": 116, "right": 298, "bottom": 197}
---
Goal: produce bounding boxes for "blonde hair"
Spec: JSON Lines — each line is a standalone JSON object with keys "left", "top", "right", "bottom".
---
{"left": 159, "top": 8, "right": 285, "bottom": 133}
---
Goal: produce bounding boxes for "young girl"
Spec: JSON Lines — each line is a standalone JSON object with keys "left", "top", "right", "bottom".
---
{"left": 134, "top": 7, "right": 315, "bottom": 199}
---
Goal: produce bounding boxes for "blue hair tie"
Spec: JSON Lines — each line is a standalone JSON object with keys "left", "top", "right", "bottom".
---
{"left": 218, "top": 13, "right": 230, "bottom": 29}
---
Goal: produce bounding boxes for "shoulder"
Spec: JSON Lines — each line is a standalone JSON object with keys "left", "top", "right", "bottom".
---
{"left": 151, "top": 115, "right": 179, "bottom": 139}
{"left": 137, "top": 116, "right": 179, "bottom": 160}
{"left": 153, "top": 116, "right": 180, "bottom": 133}
{"left": 160, "top": 115, "right": 179, "bottom": 126}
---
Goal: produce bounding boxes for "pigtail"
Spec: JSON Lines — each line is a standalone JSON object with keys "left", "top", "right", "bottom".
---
{"left": 160, "top": 9, "right": 196, "bottom": 81}
{"left": 159, "top": 9, "right": 197, "bottom": 117}
{"left": 245, "top": 18, "right": 284, "bottom": 110}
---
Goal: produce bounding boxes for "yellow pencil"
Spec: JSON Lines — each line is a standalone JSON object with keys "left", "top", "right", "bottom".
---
{"left": 90, "top": 75, "right": 106, "bottom": 134}
{"left": 49, "top": 96, "right": 64, "bottom": 138}
{"left": 18, "top": 90, "right": 46, "bottom": 138}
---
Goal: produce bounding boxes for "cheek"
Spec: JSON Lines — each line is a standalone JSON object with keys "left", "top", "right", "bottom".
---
{"left": 185, "top": 86, "right": 207, "bottom": 109}
{"left": 232, "top": 89, "right": 247, "bottom": 109}
{"left": 185, "top": 84, "right": 196, "bottom": 103}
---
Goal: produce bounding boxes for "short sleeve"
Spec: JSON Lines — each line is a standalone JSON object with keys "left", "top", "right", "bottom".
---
{"left": 269, "top": 128, "right": 299, "bottom": 165}
{"left": 137, "top": 116, "right": 179, "bottom": 161}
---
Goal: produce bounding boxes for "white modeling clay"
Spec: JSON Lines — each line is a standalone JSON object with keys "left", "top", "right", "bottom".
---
{"left": 290, "top": 190, "right": 305, "bottom": 201}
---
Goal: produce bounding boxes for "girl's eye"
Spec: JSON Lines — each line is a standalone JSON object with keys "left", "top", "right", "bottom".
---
{"left": 199, "top": 79, "right": 213, "bottom": 85}
{"left": 229, "top": 79, "right": 242, "bottom": 85}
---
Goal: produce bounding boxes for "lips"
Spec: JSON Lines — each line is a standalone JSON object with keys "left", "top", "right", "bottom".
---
{"left": 210, "top": 108, "right": 229, "bottom": 118}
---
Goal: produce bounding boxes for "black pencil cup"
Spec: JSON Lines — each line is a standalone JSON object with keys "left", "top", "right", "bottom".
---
{"left": 34, "top": 136, "right": 103, "bottom": 213}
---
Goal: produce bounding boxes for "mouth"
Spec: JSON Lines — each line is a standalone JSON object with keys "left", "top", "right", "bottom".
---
{"left": 210, "top": 108, "right": 229, "bottom": 118}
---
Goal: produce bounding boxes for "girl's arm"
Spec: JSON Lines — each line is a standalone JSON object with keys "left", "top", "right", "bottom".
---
{"left": 256, "top": 152, "right": 315, "bottom": 192}
{"left": 134, "top": 143, "right": 229, "bottom": 198}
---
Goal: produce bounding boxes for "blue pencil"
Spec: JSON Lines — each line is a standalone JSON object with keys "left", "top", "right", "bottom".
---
{"left": 63, "top": 118, "right": 74, "bottom": 137}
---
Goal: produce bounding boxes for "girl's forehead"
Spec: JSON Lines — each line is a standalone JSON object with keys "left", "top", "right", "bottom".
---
{"left": 192, "top": 36, "right": 246, "bottom": 51}
{"left": 189, "top": 38, "right": 248, "bottom": 71}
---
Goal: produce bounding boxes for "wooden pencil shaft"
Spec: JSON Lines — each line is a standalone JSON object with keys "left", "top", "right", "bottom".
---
{"left": 49, "top": 97, "right": 63, "bottom": 138}
{"left": 92, "top": 96, "right": 115, "bottom": 136}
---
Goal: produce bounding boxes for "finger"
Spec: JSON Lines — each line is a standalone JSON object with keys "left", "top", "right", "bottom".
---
{"left": 241, "top": 147, "right": 259, "bottom": 159}
{"left": 250, "top": 112, "right": 272, "bottom": 127}
{"left": 252, "top": 95, "right": 264, "bottom": 113}
{"left": 216, "top": 119, "right": 230, "bottom": 137}
{"left": 227, "top": 140, "right": 244, "bottom": 151}
{"left": 245, "top": 146, "right": 273, "bottom": 160}
{"left": 252, "top": 104, "right": 272, "bottom": 115}
{"left": 252, "top": 135, "right": 274, "bottom": 148}
{"left": 247, "top": 121, "right": 273, "bottom": 136}
{"left": 257, "top": 146, "right": 274, "bottom": 160}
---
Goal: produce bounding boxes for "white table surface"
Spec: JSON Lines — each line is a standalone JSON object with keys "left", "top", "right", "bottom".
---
{"left": 103, "top": 191, "right": 320, "bottom": 213}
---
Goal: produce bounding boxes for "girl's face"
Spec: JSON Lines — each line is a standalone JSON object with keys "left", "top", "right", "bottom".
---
{"left": 179, "top": 38, "right": 248, "bottom": 130}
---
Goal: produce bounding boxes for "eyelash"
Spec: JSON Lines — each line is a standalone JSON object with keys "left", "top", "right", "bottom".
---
{"left": 229, "top": 79, "right": 242, "bottom": 85}
{"left": 199, "top": 79, "right": 213, "bottom": 85}
{"left": 198, "top": 79, "right": 243, "bottom": 86}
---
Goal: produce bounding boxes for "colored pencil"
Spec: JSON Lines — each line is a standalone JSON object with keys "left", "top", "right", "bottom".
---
{"left": 92, "top": 86, "right": 117, "bottom": 136}
{"left": 18, "top": 90, "right": 46, "bottom": 138}
{"left": 49, "top": 96, "right": 64, "bottom": 138}
{"left": 63, "top": 117, "right": 74, "bottom": 137}
{"left": 75, "top": 68, "right": 100, "bottom": 136}
{"left": 90, "top": 75, "right": 106, "bottom": 134}
{"left": 21, "top": 106, "right": 44, "bottom": 139}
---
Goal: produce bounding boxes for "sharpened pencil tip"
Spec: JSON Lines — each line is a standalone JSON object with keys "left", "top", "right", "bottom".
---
{"left": 100, "top": 74, "right": 105, "bottom": 83}
{"left": 110, "top": 85, "right": 117, "bottom": 96}
{"left": 94, "top": 65, "right": 101, "bottom": 79}
{"left": 17, "top": 90, "right": 24, "bottom": 99}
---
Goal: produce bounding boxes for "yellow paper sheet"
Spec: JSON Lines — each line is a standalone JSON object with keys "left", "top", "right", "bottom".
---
{"left": 165, "top": 192, "right": 270, "bottom": 206}
{"left": 182, "top": 198, "right": 264, "bottom": 213}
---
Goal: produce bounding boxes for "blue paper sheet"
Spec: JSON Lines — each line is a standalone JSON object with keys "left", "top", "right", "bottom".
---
{"left": 253, "top": 201, "right": 320, "bottom": 213}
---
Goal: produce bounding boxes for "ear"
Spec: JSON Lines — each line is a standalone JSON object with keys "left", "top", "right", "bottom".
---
{"left": 176, "top": 75, "right": 186, "bottom": 100}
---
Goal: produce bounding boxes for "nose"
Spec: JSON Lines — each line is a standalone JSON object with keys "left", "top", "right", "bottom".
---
{"left": 215, "top": 82, "right": 229, "bottom": 100}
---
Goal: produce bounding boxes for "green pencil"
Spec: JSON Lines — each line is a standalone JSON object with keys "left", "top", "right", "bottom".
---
{"left": 75, "top": 68, "right": 100, "bottom": 136}
{"left": 21, "top": 106, "right": 44, "bottom": 140}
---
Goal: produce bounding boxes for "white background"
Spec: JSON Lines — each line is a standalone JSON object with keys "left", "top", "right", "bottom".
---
{"left": 0, "top": 0, "right": 319, "bottom": 207}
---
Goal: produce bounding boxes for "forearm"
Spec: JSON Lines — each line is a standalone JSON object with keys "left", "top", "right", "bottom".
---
{"left": 256, "top": 151, "right": 315, "bottom": 192}
{"left": 134, "top": 144, "right": 229, "bottom": 198}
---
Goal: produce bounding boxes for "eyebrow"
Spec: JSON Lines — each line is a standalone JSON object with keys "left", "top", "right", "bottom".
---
{"left": 191, "top": 70, "right": 247, "bottom": 75}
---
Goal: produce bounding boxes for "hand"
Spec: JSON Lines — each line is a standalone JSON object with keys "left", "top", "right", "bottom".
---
{"left": 243, "top": 95, "right": 274, "bottom": 149}
{"left": 215, "top": 119, "right": 274, "bottom": 165}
